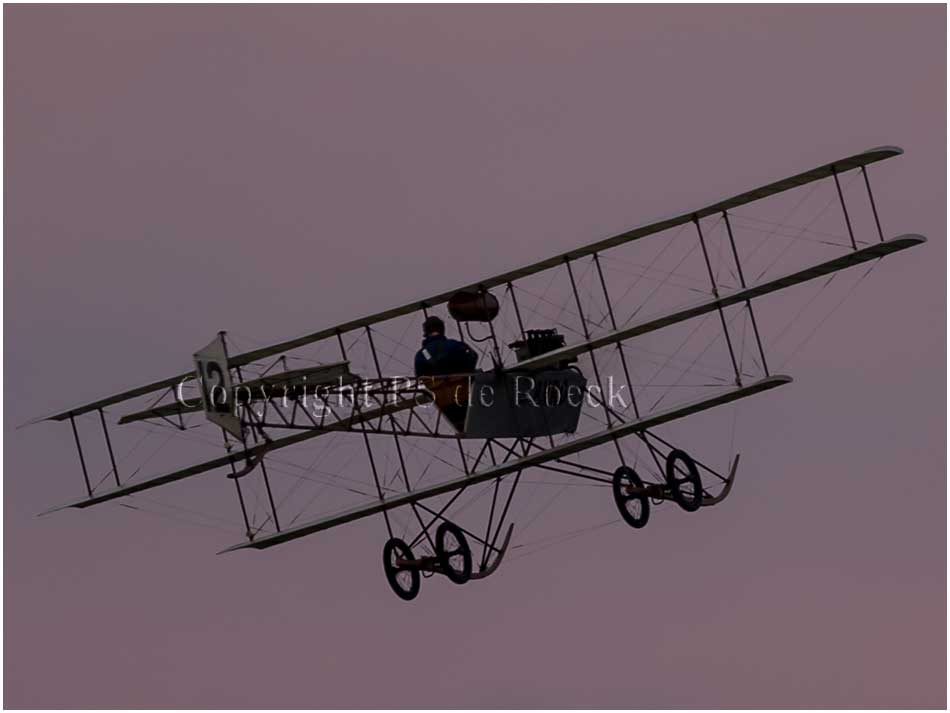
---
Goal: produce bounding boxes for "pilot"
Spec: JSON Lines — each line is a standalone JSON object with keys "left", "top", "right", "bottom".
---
{"left": 414, "top": 316, "right": 478, "bottom": 377}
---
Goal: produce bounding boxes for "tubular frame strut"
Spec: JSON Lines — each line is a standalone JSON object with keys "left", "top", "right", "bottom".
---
{"left": 694, "top": 216, "right": 742, "bottom": 386}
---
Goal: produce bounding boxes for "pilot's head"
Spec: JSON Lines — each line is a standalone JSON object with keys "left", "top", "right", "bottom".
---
{"left": 423, "top": 316, "right": 445, "bottom": 337}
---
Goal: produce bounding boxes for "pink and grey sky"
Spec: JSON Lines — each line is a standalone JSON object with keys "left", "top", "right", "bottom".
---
{"left": 4, "top": 4, "right": 946, "bottom": 708}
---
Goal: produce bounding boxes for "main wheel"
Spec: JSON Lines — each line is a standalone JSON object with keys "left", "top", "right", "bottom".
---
{"left": 612, "top": 466, "right": 650, "bottom": 529}
{"left": 435, "top": 522, "right": 472, "bottom": 584}
{"left": 382, "top": 538, "right": 420, "bottom": 601}
{"left": 665, "top": 449, "right": 703, "bottom": 512}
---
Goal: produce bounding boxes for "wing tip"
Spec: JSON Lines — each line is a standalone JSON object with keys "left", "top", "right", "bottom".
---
{"left": 217, "top": 540, "right": 256, "bottom": 555}
{"left": 38, "top": 492, "right": 104, "bottom": 515}
{"left": 863, "top": 145, "right": 904, "bottom": 157}
{"left": 891, "top": 233, "right": 927, "bottom": 246}
{"left": 37, "top": 502, "right": 74, "bottom": 517}
{"left": 18, "top": 414, "right": 62, "bottom": 429}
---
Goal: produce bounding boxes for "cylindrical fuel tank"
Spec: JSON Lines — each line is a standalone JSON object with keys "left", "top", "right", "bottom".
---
{"left": 448, "top": 290, "right": 500, "bottom": 322}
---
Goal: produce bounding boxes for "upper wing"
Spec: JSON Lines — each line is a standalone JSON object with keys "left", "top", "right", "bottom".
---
{"left": 28, "top": 146, "right": 902, "bottom": 423}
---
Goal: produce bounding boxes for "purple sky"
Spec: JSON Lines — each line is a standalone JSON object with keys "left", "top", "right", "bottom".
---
{"left": 5, "top": 5, "right": 945, "bottom": 708}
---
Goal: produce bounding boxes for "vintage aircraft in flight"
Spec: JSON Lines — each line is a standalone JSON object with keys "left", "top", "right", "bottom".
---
{"left": 30, "top": 146, "right": 924, "bottom": 600}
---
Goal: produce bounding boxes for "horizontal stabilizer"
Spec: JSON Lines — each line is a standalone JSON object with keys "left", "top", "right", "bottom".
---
{"left": 117, "top": 362, "right": 354, "bottom": 425}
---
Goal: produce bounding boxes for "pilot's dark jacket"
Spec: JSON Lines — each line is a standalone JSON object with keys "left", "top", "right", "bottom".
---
{"left": 414, "top": 334, "right": 478, "bottom": 377}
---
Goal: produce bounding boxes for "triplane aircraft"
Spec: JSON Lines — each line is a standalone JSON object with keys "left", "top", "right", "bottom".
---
{"left": 30, "top": 147, "right": 925, "bottom": 601}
